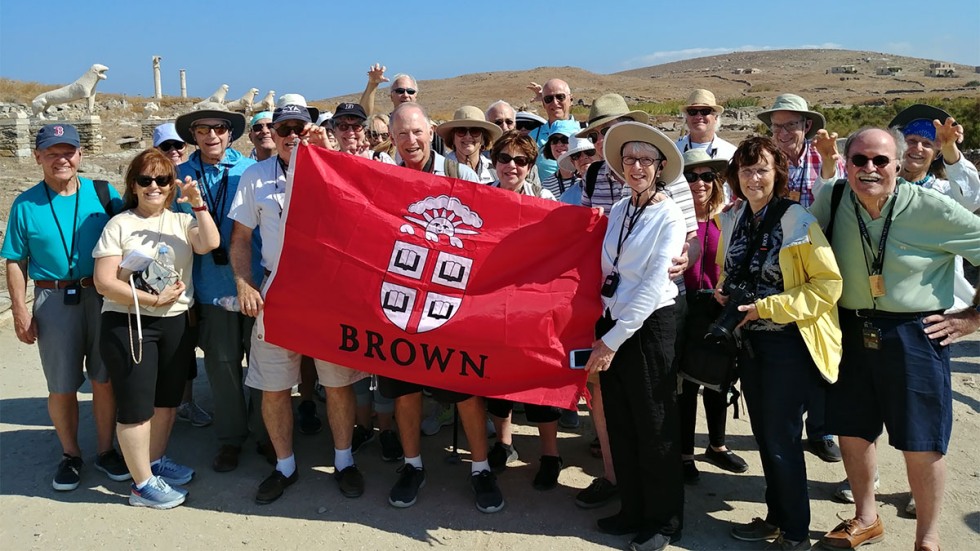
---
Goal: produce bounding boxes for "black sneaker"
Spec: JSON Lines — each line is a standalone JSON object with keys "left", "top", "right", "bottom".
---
{"left": 389, "top": 464, "right": 426, "bottom": 508}
{"left": 730, "top": 517, "right": 780, "bottom": 542}
{"left": 52, "top": 454, "right": 83, "bottom": 491}
{"left": 575, "top": 477, "right": 619, "bottom": 509}
{"left": 335, "top": 465, "right": 365, "bottom": 498}
{"left": 683, "top": 459, "right": 700, "bottom": 485}
{"left": 704, "top": 448, "right": 749, "bottom": 473}
{"left": 297, "top": 400, "right": 322, "bottom": 435}
{"left": 255, "top": 469, "right": 298, "bottom": 505}
{"left": 532, "top": 455, "right": 563, "bottom": 491}
{"left": 379, "top": 430, "right": 404, "bottom": 462}
{"left": 807, "top": 437, "right": 842, "bottom": 463}
{"left": 487, "top": 441, "right": 519, "bottom": 473}
{"left": 94, "top": 449, "right": 132, "bottom": 482}
{"left": 471, "top": 470, "right": 504, "bottom": 513}
{"left": 351, "top": 425, "right": 375, "bottom": 454}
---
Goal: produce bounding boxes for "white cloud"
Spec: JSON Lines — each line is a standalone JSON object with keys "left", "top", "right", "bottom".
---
{"left": 621, "top": 43, "right": 843, "bottom": 69}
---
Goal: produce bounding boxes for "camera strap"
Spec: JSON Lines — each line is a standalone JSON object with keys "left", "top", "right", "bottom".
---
{"left": 729, "top": 198, "right": 793, "bottom": 285}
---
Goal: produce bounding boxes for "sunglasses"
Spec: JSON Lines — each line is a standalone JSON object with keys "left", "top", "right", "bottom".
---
{"left": 585, "top": 127, "right": 611, "bottom": 143}
{"left": 515, "top": 121, "right": 541, "bottom": 131}
{"left": 493, "top": 118, "right": 515, "bottom": 127}
{"left": 368, "top": 131, "right": 389, "bottom": 140}
{"left": 192, "top": 123, "right": 229, "bottom": 136}
{"left": 275, "top": 124, "right": 309, "bottom": 137}
{"left": 158, "top": 140, "right": 185, "bottom": 152}
{"left": 496, "top": 152, "right": 532, "bottom": 167}
{"left": 393, "top": 87, "right": 417, "bottom": 95}
{"left": 684, "top": 171, "right": 717, "bottom": 183}
{"left": 623, "top": 156, "right": 661, "bottom": 167}
{"left": 543, "top": 93, "right": 567, "bottom": 105}
{"left": 686, "top": 108, "right": 714, "bottom": 117}
{"left": 136, "top": 175, "right": 173, "bottom": 188}
{"left": 850, "top": 154, "right": 892, "bottom": 168}
{"left": 251, "top": 122, "right": 273, "bottom": 133}
{"left": 454, "top": 127, "right": 484, "bottom": 137}
{"left": 334, "top": 122, "right": 364, "bottom": 132}
{"left": 570, "top": 149, "right": 597, "bottom": 161}
{"left": 548, "top": 136, "right": 570, "bottom": 146}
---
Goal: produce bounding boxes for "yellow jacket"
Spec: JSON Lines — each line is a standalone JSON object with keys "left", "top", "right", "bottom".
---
{"left": 718, "top": 203, "right": 843, "bottom": 383}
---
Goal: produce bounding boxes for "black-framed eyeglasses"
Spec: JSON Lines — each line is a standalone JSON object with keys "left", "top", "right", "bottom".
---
{"left": 849, "top": 154, "right": 892, "bottom": 168}
{"left": 274, "top": 124, "right": 309, "bottom": 137}
{"left": 334, "top": 122, "right": 365, "bottom": 133}
{"left": 686, "top": 108, "right": 714, "bottom": 117}
{"left": 543, "top": 93, "right": 567, "bottom": 105}
{"left": 623, "top": 156, "right": 661, "bottom": 167}
{"left": 393, "top": 87, "right": 417, "bottom": 95}
{"left": 570, "top": 149, "right": 596, "bottom": 161}
{"left": 192, "top": 124, "right": 229, "bottom": 136}
{"left": 585, "top": 127, "right": 610, "bottom": 143}
{"left": 684, "top": 171, "right": 717, "bottom": 183}
{"left": 136, "top": 175, "right": 173, "bottom": 188}
{"left": 158, "top": 140, "right": 185, "bottom": 153}
{"left": 251, "top": 123, "right": 273, "bottom": 133}
{"left": 771, "top": 119, "right": 806, "bottom": 134}
{"left": 496, "top": 152, "right": 532, "bottom": 167}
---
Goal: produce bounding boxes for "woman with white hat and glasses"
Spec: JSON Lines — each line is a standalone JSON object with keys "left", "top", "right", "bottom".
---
{"left": 585, "top": 121, "right": 687, "bottom": 551}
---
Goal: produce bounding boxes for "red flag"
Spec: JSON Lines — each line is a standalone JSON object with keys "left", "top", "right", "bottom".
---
{"left": 263, "top": 145, "right": 607, "bottom": 408}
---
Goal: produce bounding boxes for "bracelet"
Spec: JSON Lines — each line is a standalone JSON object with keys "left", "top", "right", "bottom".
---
{"left": 191, "top": 204, "right": 208, "bottom": 212}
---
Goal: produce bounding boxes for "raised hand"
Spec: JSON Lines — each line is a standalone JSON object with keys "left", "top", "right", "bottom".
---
{"left": 368, "top": 63, "right": 389, "bottom": 86}
{"left": 176, "top": 176, "right": 203, "bottom": 206}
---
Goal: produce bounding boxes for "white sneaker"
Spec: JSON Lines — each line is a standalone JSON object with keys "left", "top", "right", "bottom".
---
{"left": 833, "top": 469, "right": 880, "bottom": 503}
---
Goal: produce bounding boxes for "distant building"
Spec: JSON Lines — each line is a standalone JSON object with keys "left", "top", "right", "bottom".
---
{"left": 732, "top": 68, "right": 762, "bottom": 75}
{"left": 925, "top": 62, "right": 956, "bottom": 77}
{"left": 876, "top": 67, "right": 903, "bottom": 76}
{"left": 829, "top": 65, "right": 858, "bottom": 74}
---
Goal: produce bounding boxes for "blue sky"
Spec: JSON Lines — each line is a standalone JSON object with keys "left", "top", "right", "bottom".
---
{"left": 2, "top": 0, "right": 978, "bottom": 100}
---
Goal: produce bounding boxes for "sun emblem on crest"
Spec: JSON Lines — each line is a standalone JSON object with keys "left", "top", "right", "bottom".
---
{"left": 399, "top": 194, "right": 483, "bottom": 248}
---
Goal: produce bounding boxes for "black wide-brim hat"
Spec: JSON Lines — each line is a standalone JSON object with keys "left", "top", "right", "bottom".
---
{"left": 175, "top": 109, "right": 247, "bottom": 143}
{"left": 888, "top": 104, "right": 951, "bottom": 129}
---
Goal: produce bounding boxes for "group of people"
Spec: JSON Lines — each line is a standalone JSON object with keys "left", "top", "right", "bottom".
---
{"left": 3, "top": 63, "right": 979, "bottom": 551}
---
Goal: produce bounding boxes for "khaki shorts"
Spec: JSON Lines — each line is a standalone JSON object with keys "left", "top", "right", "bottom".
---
{"left": 245, "top": 313, "right": 368, "bottom": 392}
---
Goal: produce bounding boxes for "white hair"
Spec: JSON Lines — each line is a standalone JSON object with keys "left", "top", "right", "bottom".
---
{"left": 486, "top": 100, "right": 514, "bottom": 117}
{"left": 390, "top": 73, "right": 417, "bottom": 91}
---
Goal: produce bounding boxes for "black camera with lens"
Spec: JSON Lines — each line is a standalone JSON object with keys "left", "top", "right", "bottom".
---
{"left": 705, "top": 280, "right": 756, "bottom": 348}
{"left": 211, "top": 245, "right": 229, "bottom": 265}
{"left": 601, "top": 272, "right": 620, "bottom": 298}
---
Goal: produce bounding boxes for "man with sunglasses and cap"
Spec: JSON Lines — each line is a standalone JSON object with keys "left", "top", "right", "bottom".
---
{"left": 229, "top": 96, "right": 371, "bottom": 504}
{"left": 810, "top": 126, "right": 980, "bottom": 551}
{"left": 527, "top": 79, "right": 581, "bottom": 182}
{"left": 331, "top": 102, "right": 374, "bottom": 158}
{"left": 154, "top": 122, "right": 188, "bottom": 166}
{"left": 2, "top": 123, "right": 128, "bottom": 491}
{"left": 248, "top": 111, "right": 276, "bottom": 162}
{"left": 174, "top": 106, "right": 270, "bottom": 473}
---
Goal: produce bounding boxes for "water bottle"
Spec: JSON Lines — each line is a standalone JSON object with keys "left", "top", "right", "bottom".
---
{"left": 156, "top": 244, "right": 176, "bottom": 272}
{"left": 212, "top": 296, "right": 241, "bottom": 312}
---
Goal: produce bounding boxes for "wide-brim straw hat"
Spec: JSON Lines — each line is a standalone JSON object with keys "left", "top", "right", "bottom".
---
{"left": 757, "top": 93, "right": 825, "bottom": 139}
{"left": 888, "top": 104, "right": 951, "bottom": 129}
{"left": 683, "top": 89, "right": 724, "bottom": 115}
{"left": 575, "top": 94, "right": 649, "bottom": 138}
{"left": 557, "top": 136, "right": 596, "bottom": 173}
{"left": 603, "top": 121, "right": 682, "bottom": 185}
{"left": 436, "top": 106, "right": 503, "bottom": 143}
{"left": 682, "top": 148, "right": 729, "bottom": 174}
{"left": 175, "top": 109, "right": 247, "bottom": 143}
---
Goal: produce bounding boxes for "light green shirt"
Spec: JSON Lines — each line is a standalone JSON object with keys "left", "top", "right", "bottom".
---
{"left": 811, "top": 180, "right": 980, "bottom": 312}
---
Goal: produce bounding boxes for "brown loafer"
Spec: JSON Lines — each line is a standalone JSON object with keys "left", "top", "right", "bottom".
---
{"left": 212, "top": 445, "right": 242, "bottom": 472}
{"left": 820, "top": 516, "right": 884, "bottom": 549}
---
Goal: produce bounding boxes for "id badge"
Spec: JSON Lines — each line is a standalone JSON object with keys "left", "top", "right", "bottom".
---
{"left": 862, "top": 321, "right": 881, "bottom": 350}
{"left": 788, "top": 190, "right": 801, "bottom": 202}
{"left": 63, "top": 282, "right": 81, "bottom": 305}
{"left": 869, "top": 274, "right": 886, "bottom": 298}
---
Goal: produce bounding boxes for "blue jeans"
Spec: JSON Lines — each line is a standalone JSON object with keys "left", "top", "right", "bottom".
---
{"left": 739, "top": 328, "right": 822, "bottom": 541}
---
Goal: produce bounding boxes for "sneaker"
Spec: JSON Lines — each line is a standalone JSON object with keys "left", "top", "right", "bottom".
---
{"left": 906, "top": 496, "right": 916, "bottom": 517}
{"left": 683, "top": 459, "right": 700, "bottom": 485}
{"left": 176, "top": 401, "right": 213, "bottom": 428}
{"left": 630, "top": 530, "right": 672, "bottom": 551}
{"left": 731, "top": 517, "right": 780, "bottom": 542}
{"left": 94, "top": 449, "right": 132, "bottom": 482}
{"left": 558, "top": 408, "right": 580, "bottom": 429}
{"left": 380, "top": 430, "right": 404, "bottom": 462}
{"left": 389, "top": 464, "right": 426, "bottom": 508}
{"left": 575, "top": 477, "right": 619, "bottom": 509}
{"left": 471, "top": 470, "right": 504, "bottom": 513}
{"left": 151, "top": 455, "right": 195, "bottom": 486}
{"left": 335, "top": 465, "right": 365, "bottom": 498}
{"left": 807, "top": 437, "right": 842, "bottom": 463}
{"left": 129, "top": 476, "right": 186, "bottom": 509}
{"left": 532, "top": 456, "right": 563, "bottom": 490}
{"left": 255, "top": 469, "right": 298, "bottom": 504}
{"left": 704, "top": 448, "right": 749, "bottom": 473}
{"left": 351, "top": 425, "right": 376, "bottom": 454}
{"left": 297, "top": 400, "right": 322, "bottom": 435}
{"left": 420, "top": 404, "right": 453, "bottom": 436}
{"left": 832, "top": 469, "right": 880, "bottom": 503}
{"left": 487, "top": 441, "right": 519, "bottom": 473}
{"left": 52, "top": 454, "right": 83, "bottom": 491}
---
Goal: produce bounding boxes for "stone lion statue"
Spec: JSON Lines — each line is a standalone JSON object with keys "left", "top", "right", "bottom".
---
{"left": 193, "top": 84, "right": 229, "bottom": 110}
{"left": 253, "top": 90, "right": 275, "bottom": 113}
{"left": 225, "top": 88, "right": 259, "bottom": 113}
{"left": 31, "top": 64, "right": 109, "bottom": 118}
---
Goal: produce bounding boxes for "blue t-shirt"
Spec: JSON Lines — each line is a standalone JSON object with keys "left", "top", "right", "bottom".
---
{"left": 530, "top": 117, "right": 581, "bottom": 182}
{"left": 177, "top": 148, "right": 263, "bottom": 303}
{"left": 1, "top": 177, "right": 122, "bottom": 280}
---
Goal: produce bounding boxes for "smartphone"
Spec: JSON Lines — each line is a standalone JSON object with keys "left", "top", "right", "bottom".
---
{"left": 569, "top": 348, "right": 592, "bottom": 370}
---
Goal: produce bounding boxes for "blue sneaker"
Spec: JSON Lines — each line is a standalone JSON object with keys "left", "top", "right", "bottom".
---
{"left": 129, "top": 476, "right": 186, "bottom": 509}
{"left": 151, "top": 456, "right": 195, "bottom": 486}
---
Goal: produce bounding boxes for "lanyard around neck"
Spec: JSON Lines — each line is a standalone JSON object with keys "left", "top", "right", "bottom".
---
{"left": 43, "top": 180, "right": 81, "bottom": 279}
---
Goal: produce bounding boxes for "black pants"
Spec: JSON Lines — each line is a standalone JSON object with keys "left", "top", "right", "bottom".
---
{"left": 598, "top": 307, "right": 683, "bottom": 537}
{"left": 679, "top": 379, "right": 729, "bottom": 454}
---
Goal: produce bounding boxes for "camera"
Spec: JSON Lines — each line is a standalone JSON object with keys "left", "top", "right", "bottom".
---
{"left": 601, "top": 272, "right": 620, "bottom": 298}
{"left": 705, "top": 280, "right": 756, "bottom": 348}
{"left": 211, "top": 246, "right": 229, "bottom": 265}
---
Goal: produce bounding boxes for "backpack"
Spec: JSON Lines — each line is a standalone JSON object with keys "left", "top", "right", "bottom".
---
{"left": 583, "top": 161, "right": 604, "bottom": 198}
{"left": 93, "top": 179, "right": 116, "bottom": 216}
{"left": 823, "top": 179, "right": 847, "bottom": 244}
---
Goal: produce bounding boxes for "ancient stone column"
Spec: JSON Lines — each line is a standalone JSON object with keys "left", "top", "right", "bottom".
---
{"left": 153, "top": 56, "right": 162, "bottom": 99}
{"left": 180, "top": 70, "right": 187, "bottom": 98}
{"left": 0, "top": 115, "right": 31, "bottom": 158}
{"left": 74, "top": 116, "right": 103, "bottom": 154}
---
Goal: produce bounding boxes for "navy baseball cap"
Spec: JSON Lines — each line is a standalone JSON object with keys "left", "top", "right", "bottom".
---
{"left": 273, "top": 104, "right": 313, "bottom": 124}
{"left": 333, "top": 102, "right": 367, "bottom": 122}
{"left": 36, "top": 124, "right": 80, "bottom": 150}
